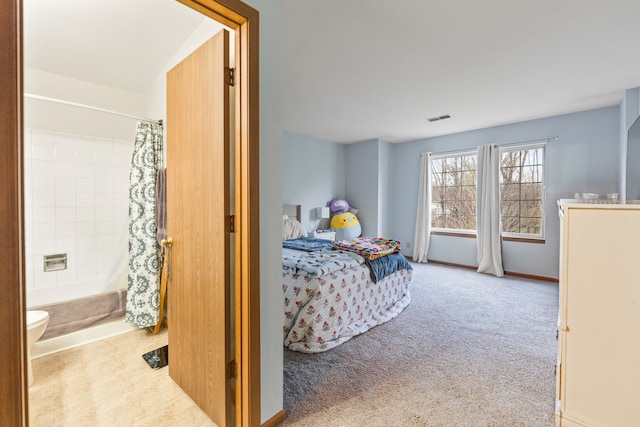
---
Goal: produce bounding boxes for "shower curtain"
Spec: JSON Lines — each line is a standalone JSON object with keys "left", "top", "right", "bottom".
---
{"left": 126, "top": 121, "right": 164, "bottom": 328}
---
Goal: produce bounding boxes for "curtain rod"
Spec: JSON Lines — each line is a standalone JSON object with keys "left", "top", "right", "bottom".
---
{"left": 24, "top": 93, "right": 163, "bottom": 126}
{"left": 430, "top": 135, "right": 558, "bottom": 157}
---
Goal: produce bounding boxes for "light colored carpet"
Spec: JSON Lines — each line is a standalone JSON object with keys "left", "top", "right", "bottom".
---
{"left": 282, "top": 262, "right": 559, "bottom": 427}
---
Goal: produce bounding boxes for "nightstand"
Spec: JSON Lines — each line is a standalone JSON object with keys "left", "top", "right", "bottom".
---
{"left": 313, "top": 230, "right": 336, "bottom": 241}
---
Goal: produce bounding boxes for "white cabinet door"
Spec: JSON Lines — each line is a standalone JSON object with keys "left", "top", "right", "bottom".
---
{"left": 557, "top": 205, "right": 640, "bottom": 427}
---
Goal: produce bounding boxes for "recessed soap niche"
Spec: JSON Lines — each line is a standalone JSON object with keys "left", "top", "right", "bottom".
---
{"left": 43, "top": 254, "right": 67, "bottom": 272}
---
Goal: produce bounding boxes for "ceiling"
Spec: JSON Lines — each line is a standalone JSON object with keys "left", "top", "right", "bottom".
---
{"left": 24, "top": 0, "right": 640, "bottom": 144}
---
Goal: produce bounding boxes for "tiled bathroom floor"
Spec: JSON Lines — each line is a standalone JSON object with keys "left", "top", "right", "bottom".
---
{"left": 29, "top": 328, "right": 217, "bottom": 427}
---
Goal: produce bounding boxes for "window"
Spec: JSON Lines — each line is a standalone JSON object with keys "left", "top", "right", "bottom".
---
{"left": 429, "top": 144, "right": 545, "bottom": 239}
{"left": 431, "top": 152, "right": 477, "bottom": 232}
{"left": 500, "top": 145, "right": 545, "bottom": 238}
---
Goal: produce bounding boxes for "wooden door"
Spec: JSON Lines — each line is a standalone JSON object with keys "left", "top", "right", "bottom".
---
{"left": 166, "top": 29, "right": 233, "bottom": 426}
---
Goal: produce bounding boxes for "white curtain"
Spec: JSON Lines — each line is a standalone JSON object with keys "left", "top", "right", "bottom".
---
{"left": 476, "top": 144, "right": 504, "bottom": 277}
{"left": 413, "top": 152, "right": 432, "bottom": 263}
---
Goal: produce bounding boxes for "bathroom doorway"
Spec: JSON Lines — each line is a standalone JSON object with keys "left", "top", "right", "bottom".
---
{"left": 0, "top": 0, "right": 260, "bottom": 425}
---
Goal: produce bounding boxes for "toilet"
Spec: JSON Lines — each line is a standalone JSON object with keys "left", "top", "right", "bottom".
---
{"left": 26, "top": 310, "right": 49, "bottom": 386}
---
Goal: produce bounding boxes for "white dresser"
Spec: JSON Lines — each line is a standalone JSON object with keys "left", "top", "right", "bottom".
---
{"left": 556, "top": 202, "right": 640, "bottom": 427}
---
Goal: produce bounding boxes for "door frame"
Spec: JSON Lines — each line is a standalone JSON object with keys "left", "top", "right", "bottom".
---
{"left": 0, "top": 0, "right": 261, "bottom": 425}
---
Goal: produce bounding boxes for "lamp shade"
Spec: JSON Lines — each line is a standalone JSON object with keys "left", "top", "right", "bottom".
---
{"left": 316, "top": 206, "right": 330, "bottom": 219}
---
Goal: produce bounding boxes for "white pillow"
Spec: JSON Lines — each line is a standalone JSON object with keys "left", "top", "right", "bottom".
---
{"left": 282, "top": 217, "right": 307, "bottom": 240}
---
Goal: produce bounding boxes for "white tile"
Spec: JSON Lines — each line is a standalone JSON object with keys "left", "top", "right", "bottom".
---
{"left": 56, "top": 267, "right": 77, "bottom": 285}
{"left": 76, "top": 207, "right": 95, "bottom": 222}
{"left": 32, "top": 255, "right": 44, "bottom": 273}
{"left": 76, "top": 178, "right": 95, "bottom": 193}
{"left": 77, "top": 264, "right": 97, "bottom": 281}
{"left": 23, "top": 160, "right": 32, "bottom": 179}
{"left": 76, "top": 222, "right": 96, "bottom": 237}
{"left": 25, "top": 274, "right": 34, "bottom": 290}
{"left": 32, "top": 222, "right": 56, "bottom": 240}
{"left": 113, "top": 179, "right": 130, "bottom": 196}
{"left": 32, "top": 208, "right": 55, "bottom": 224}
{"left": 55, "top": 176, "right": 76, "bottom": 193}
{"left": 55, "top": 193, "right": 76, "bottom": 208}
{"left": 95, "top": 151, "right": 114, "bottom": 166}
{"left": 31, "top": 160, "right": 55, "bottom": 177}
{"left": 32, "top": 191, "right": 55, "bottom": 208}
{"left": 76, "top": 250, "right": 97, "bottom": 266}
{"left": 54, "top": 161, "right": 76, "bottom": 178}
{"left": 25, "top": 255, "right": 34, "bottom": 273}
{"left": 76, "top": 148, "right": 96, "bottom": 163}
{"left": 95, "top": 193, "right": 114, "bottom": 208}
{"left": 54, "top": 133, "right": 76, "bottom": 149}
{"left": 95, "top": 178, "right": 113, "bottom": 193}
{"left": 32, "top": 176, "right": 56, "bottom": 192}
{"left": 32, "top": 238, "right": 57, "bottom": 255}
{"left": 56, "top": 207, "right": 77, "bottom": 223}
{"left": 24, "top": 190, "right": 33, "bottom": 209}
{"left": 31, "top": 129, "right": 55, "bottom": 145}
{"left": 77, "top": 236, "right": 97, "bottom": 251}
{"left": 55, "top": 222, "right": 77, "bottom": 238}
{"left": 55, "top": 237, "right": 77, "bottom": 252}
{"left": 76, "top": 192, "right": 96, "bottom": 208}
{"left": 95, "top": 207, "right": 113, "bottom": 222}
{"left": 24, "top": 224, "right": 33, "bottom": 242}
{"left": 33, "top": 271, "right": 58, "bottom": 288}
{"left": 113, "top": 165, "right": 131, "bottom": 180}
{"left": 92, "top": 139, "right": 113, "bottom": 152}
{"left": 97, "top": 262, "right": 112, "bottom": 276}
{"left": 113, "top": 198, "right": 129, "bottom": 213}
{"left": 32, "top": 144, "right": 55, "bottom": 161}
{"left": 55, "top": 146, "right": 76, "bottom": 162}
{"left": 96, "top": 235, "right": 114, "bottom": 250}
{"left": 76, "top": 163, "right": 96, "bottom": 179}
{"left": 96, "top": 221, "right": 115, "bottom": 236}
{"left": 24, "top": 207, "right": 33, "bottom": 225}
{"left": 94, "top": 164, "right": 113, "bottom": 179}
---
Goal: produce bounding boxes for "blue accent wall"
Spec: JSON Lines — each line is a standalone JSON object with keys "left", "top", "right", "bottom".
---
{"left": 283, "top": 105, "right": 620, "bottom": 279}
{"left": 282, "top": 131, "right": 345, "bottom": 230}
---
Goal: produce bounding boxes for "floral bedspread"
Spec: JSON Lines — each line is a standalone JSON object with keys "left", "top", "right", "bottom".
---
{"left": 332, "top": 237, "right": 402, "bottom": 260}
{"left": 282, "top": 249, "right": 364, "bottom": 278}
{"left": 283, "top": 263, "right": 412, "bottom": 353}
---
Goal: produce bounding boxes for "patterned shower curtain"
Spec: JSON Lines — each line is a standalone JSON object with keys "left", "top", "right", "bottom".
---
{"left": 126, "top": 121, "right": 164, "bottom": 328}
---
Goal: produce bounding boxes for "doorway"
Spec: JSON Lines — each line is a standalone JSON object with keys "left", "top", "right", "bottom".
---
{"left": 0, "top": 0, "right": 260, "bottom": 426}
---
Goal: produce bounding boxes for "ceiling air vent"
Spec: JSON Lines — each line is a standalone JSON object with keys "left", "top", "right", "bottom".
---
{"left": 427, "top": 114, "right": 452, "bottom": 122}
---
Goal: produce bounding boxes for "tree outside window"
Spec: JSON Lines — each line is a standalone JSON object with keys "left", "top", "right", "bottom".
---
{"left": 431, "top": 153, "right": 477, "bottom": 231}
{"left": 500, "top": 145, "right": 544, "bottom": 237}
{"left": 430, "top": 144, "right": 544, "bottom": 238}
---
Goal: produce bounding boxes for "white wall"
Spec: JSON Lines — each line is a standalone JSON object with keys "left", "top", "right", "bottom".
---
{"left": 25, "top": 68, "right": 143, "bottom": 140}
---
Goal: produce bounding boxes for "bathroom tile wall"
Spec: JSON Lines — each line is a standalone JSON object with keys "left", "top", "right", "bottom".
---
{"left": 24, "top": 128, "right": 133, "bottom": 299}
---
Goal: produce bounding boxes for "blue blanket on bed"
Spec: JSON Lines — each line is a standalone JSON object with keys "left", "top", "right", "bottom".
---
{"left": 365, "top": 252, "right": 412, "bottom": 283}
{"left": 282, "top": 237, "right": 333, "bottom": 252}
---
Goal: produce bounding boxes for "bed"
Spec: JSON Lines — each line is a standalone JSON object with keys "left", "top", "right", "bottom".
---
{"left": 282, "top": 204, "right": 413, "bottom": 353}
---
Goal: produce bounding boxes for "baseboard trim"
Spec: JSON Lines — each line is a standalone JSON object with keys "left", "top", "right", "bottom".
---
{"left": 262, "top": 409, "right": 286, "bottom": 427}
{"left": 425, "top": 259, "right": 558, "bottom": 283}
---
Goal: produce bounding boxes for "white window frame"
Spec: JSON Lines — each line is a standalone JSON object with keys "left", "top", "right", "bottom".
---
{"left": 430, "top": 150, "right": 478, "bottom": 235}
{"left": 498, "top": 143, "right": 546, "bottom": 240}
